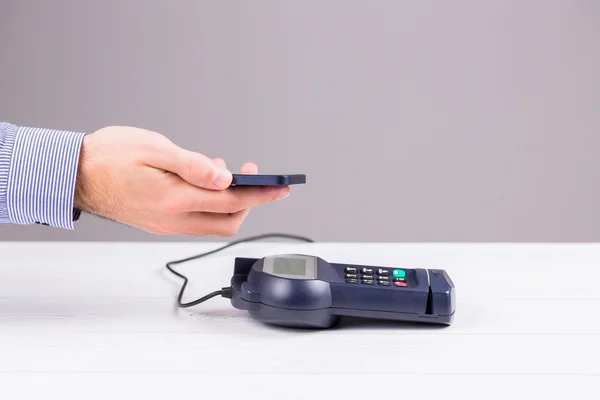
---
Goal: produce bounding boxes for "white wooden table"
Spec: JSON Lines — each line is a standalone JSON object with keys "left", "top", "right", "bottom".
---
{"left": 0, "top": 242, "right": 598, "bottom": 399}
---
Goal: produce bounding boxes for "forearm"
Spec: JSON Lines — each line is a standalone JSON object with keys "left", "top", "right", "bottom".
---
{"left": 0, "top": 122, "right": 86, "bottom": 229}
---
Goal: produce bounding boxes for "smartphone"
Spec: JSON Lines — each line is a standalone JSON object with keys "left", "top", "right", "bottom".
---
{"left": 230, "top": 174, "right": 306, "bottom": 186}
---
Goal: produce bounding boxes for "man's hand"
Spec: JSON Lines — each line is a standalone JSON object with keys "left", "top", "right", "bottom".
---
{"left": 73, "top": 126, "right": 290, "bottom": 236}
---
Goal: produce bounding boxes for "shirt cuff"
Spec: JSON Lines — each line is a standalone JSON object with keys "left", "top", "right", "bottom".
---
{"left": 2, "top": 124, "right": 86, "bottom": 229}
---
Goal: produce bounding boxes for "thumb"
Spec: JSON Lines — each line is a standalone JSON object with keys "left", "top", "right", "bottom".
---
{"left": 148, "top": 143, "right": 232, "bottom": 189}
{"left": 184, "top": 150, "right": 233, "bottom": 189}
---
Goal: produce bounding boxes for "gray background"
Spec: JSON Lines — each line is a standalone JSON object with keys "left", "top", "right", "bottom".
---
{"left": 1, "top": 0, "right": 599, "bottom": 242}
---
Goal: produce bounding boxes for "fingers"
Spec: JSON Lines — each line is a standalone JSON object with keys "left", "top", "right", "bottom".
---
{"left": 164, "top": 182, "right": 289, "bottom": 214}
{"left": 228, "top": 161, "right": 259, "bottom": 222}
{"left": 238, "top": 162, "right": 258, "bottom": 174}
{"left": 146, "top": 144, "right": 232, "bottom": 190}
{"left": 156, "top": 160, "right": 269, "bottom": 236}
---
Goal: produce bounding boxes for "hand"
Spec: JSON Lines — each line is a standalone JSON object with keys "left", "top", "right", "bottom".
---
{"left": 73, "top": 126, "right": 290, "bottom": 236}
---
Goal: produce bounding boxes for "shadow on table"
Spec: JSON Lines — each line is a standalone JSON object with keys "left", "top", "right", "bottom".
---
{"left": 184, "top": 306, "right": 448, "bottom": 332}
{"left": 240, "top": 316, "right": 450, "bottom": 333}
{"left": 333, "top": 316, "right": 449, "bottom": 331}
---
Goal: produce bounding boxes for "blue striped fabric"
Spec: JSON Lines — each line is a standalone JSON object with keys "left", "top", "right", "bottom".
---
{"left": 0, "top": 122, "right": 86, "bottom": 229}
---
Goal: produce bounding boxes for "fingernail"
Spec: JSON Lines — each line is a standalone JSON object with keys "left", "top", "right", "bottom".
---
{"left": 213, "top": 169, "right": 232, "bottom": 188}
{"left": 277, "top": 188, "right": 290, "bottom": 199}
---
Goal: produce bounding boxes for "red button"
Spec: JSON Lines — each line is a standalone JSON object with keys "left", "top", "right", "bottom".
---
{"left": 393, "top": 281, "right": 407, "bottom": 287}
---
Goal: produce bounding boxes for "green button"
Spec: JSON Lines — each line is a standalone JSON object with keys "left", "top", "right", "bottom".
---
{"left": 392, "top": 269, "right": 405, "bottom": 278}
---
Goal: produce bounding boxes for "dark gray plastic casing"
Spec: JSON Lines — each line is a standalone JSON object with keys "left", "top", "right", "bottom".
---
{"left": 230, "top": 255, "right": 455, "bottom": 329}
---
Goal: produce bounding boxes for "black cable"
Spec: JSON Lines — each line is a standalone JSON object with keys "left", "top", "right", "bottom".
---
{"left": 165, "top": 233, "right": 315, "bottom": 308}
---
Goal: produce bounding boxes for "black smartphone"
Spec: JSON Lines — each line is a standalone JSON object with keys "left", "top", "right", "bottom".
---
{"left": 230, "top": 174, "right": 306, "bottom": 186}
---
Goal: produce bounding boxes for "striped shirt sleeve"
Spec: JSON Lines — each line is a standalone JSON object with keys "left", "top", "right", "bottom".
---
{"left": 0, "top": 122, "right": 87, "bottom": 229}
